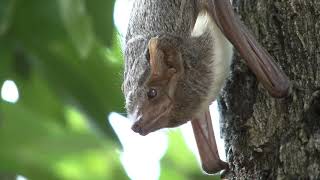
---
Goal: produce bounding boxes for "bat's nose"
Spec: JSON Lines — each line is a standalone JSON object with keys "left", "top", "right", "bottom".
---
{"left": 131, "top": 119, "right": 148, "bottom": 136}
{"left": 131, "top": 122, "right": 142, "bottom": 134}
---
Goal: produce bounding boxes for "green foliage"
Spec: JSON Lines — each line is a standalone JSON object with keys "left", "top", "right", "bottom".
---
{"left": 0, "top": 102, "right": 127, "bottom": 180}
{"left": 0, "top": 0, "right": 127, "bottom": 179}
{"left": 0, "top": 0, "right": 220, "bottom": 179}
{"left": 161, "top": 130, "right": 221, "bottom": 180}
{"left": 1, "top": 0, "right": 124, "bottom": 137}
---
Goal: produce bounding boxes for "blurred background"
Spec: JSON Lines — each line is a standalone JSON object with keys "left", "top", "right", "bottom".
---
{"left": 0, "top": 0, "right": 224, "bottom": 179}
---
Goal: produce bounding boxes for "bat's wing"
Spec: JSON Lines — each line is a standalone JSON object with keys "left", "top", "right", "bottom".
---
{"left": 206, "top": 0, "right": 290, "bottom": 98}
{"left": 191, "top": 109, "right": 228, "bottom": 174}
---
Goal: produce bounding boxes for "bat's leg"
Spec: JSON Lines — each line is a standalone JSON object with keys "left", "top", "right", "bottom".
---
{"left": 191, "top": 109, "right": 228, "bottom": 174}
{"left": 205, "top": 0, "right": 290, "bottom": 98}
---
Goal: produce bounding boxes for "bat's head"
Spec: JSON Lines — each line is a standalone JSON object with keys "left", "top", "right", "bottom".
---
{"left": 123, "top": 36, "right": 203, "bottom": 135}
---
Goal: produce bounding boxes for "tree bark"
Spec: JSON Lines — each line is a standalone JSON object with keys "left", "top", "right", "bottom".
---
{"left": 220, "top": 0, "right": 320, "bottom": 179}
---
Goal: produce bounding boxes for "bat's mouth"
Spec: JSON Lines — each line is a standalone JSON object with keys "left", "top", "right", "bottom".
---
{"left": 131, "top": 106, "right": 172, "bottom": 136}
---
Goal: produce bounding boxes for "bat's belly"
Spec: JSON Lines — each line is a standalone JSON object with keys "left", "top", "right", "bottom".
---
{"left": 192, "top": 13, "right": 233, "bottom": 103}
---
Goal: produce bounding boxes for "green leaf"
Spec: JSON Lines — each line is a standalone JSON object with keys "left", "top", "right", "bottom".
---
{"left": 33, "top": 42, "right": 124, "bottom": 138}
{"left": 7, "top": 0, "right": 123, "bottom": 138}
{"left": 17, "top": 74, "right": 67, "bottom": 125}
{"left": 0, "top": 39, "right": 13, "bottom": 82}
{"left": 0, "top": 41, "right": 66, "bottom": 124}
{"left": 0, "top": 102, "right": 127, "bottom": 180}
{"left": 161, "top": 130, "right": 220, "bottom": 180}
{"left": 0, "top": 0, "right": 15, "bottom": 36}
{"left": 85, "top": 0, "right": 115, "bottom": 46}
{"left": 58, "top": 0, "right": 95, "bottom": 59}
{"left": 0, "top": 0, "right": 129, "bottom": 178}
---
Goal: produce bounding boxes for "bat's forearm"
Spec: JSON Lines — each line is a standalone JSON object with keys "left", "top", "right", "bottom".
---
{"left": 191, "top": 110, "right": 228, "bottom": 174}
{"left": 205, "top": 0, "right": 290, "bottom": 97}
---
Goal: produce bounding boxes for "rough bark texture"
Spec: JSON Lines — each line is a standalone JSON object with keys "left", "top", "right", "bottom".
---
{"left": 219, "top": 0, "right": 320, "bottom": 179}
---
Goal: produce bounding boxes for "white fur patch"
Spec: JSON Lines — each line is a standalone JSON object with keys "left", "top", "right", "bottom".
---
{"left": 191, "top": 13, "right": 233, "bottom": 107}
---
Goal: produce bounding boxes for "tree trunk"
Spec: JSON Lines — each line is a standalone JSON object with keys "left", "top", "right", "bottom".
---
{"left": 219, "top": 0, "right": 320, "bottom": 179}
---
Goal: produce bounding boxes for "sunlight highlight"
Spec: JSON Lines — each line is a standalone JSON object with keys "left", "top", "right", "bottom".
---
{"left": 108, "top": 113, "right": 168, "bottom": 180}
{"left": 1, "top": 80, "right": 19, "bottom": 103}
{"left": 113, "top": 0, "right": 133, "bottom": 46}
{"left": 209, "top": 101, "right": 226, "bottom": 161}
{"left": 16, "top": 175, "right": 27, "bottom": 180}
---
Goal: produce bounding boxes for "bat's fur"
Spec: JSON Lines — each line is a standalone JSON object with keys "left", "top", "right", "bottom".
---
{"left": 123, "top": 0, "right": 232, "bottom": 133}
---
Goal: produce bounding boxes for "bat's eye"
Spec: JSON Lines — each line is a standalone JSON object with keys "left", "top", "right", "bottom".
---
{"left": 147, "top": 88, "right": 157, "bottom": 99}
{"left": 145, "top": 48, "right": 150, "bottom": 61}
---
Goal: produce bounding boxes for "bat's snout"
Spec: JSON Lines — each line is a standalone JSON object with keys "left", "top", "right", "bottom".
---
{"left": 131, "top": 119, "right": 149, "bottom": 136}
{"left": 131, "top": 105, "right": 173, "bottom": 136}
{"left": 131, "top": 116, "right": 165, "bottom": 136}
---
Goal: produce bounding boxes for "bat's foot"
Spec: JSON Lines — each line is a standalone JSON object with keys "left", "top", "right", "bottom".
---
{"left": 202, "top": 160, "right": 229, "bottom": 174}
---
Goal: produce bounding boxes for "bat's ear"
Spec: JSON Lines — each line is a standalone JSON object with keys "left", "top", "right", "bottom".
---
{"left": 148, "top": 37, "right": 184, "bottom": 84}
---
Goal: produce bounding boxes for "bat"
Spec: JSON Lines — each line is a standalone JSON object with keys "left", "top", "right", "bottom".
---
{"left": 123, "top": 0, "right": 290, "bottom": 174}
